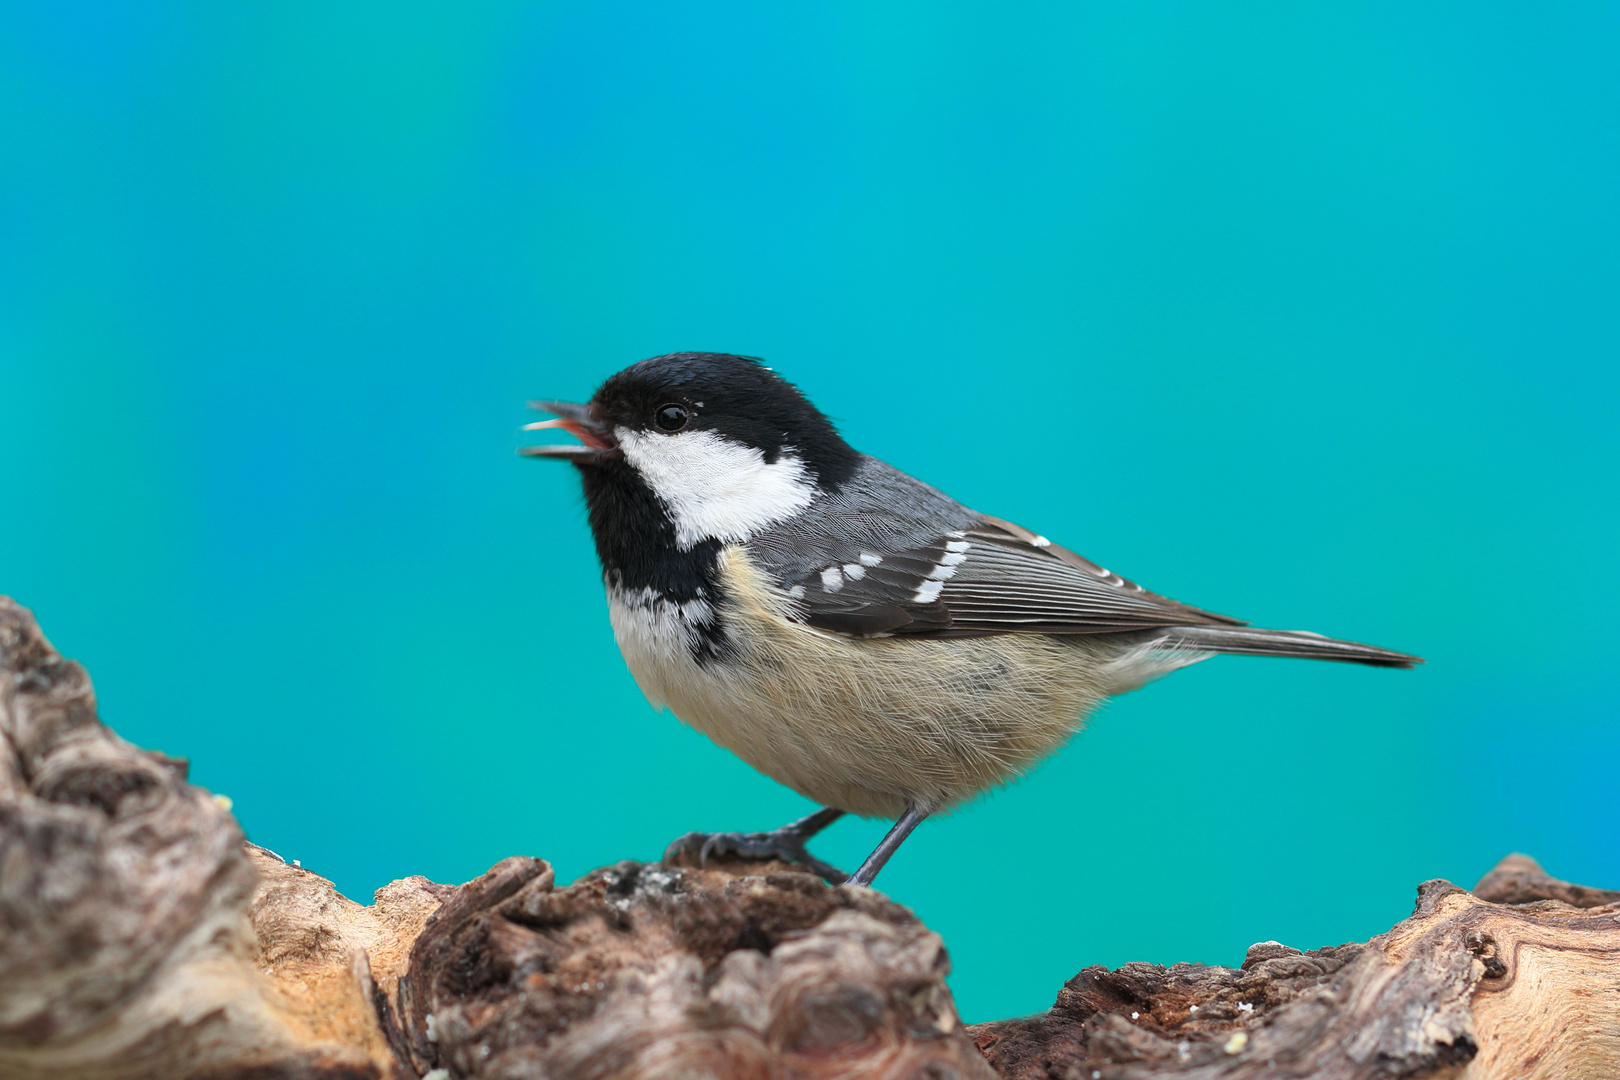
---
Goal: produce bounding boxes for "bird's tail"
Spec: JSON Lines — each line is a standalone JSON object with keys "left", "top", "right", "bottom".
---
{"left": 1156, "top": 624, "right": 1422, "bottom": 668}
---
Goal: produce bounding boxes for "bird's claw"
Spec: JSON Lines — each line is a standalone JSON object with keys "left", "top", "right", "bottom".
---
{"left": 664, "top": 826, "right": 849, "bottom": 885}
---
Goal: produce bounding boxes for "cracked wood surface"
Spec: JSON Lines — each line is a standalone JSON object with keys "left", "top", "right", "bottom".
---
{"left": 1, "top": 596, "right": 1615, "bottom": 1079}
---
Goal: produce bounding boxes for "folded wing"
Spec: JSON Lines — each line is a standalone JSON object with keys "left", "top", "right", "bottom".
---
{"left": 784, "top": 514, "right": 1247, "bottom": 639}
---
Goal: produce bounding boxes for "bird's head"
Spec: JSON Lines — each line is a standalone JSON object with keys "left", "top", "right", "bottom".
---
{"left": 524, "top": 353, "right": 860, "bottom": 549}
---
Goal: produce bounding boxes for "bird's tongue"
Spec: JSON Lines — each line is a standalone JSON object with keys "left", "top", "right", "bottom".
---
{"left": 523, "top": 416, "right": 615, "bottom": 450}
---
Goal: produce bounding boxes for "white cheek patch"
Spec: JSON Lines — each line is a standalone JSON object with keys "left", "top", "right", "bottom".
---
{"left": 617, "top": 428, "right": 817, "bottom": 550}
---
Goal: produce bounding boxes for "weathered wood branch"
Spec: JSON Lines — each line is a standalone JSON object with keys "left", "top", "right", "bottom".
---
{"left": 1, "top": 596, "right": 1615, "bottom": 1079}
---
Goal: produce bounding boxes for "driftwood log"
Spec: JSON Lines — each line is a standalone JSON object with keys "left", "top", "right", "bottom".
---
{"left": 1, "top": 596, "right": 1615, "bottom": 1080}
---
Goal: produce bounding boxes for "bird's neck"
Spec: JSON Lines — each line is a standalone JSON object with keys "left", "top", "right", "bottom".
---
{"left": 578, "top": 459, "right": 724, "bottom": 604}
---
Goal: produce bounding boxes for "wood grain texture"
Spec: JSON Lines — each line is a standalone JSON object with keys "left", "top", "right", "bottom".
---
{"left": 968, "top": 870, "right": 1619, "bottom": 1080}
{"left": 1, "top": 595, "right": 1614, "bottom": 1080}
{"left": 394, "top": 855, "right": 990, "bottom": 1079}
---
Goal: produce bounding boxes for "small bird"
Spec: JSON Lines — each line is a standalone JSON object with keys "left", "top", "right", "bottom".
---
{"left": 523, "top": 353, "right": 1420, "bottom": 887}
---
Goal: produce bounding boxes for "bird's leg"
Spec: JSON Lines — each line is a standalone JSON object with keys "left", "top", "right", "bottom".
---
{"left": 664, "top": 806, "right": 849, "bottom": 884}
{"left": 846, "top": 805, "right": 929, "bottom": 887}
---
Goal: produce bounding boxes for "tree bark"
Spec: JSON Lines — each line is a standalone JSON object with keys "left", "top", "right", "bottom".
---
{"left": 1, "top": 596, "right": 1614, "bottom": 1080}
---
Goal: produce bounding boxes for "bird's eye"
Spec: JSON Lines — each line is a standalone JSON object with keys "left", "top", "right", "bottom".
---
{"left": 654, "top": 404, "right": 689, "bottom": 432}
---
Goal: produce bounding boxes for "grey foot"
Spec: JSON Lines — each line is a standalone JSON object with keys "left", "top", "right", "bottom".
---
{"left": 664, "top": 807, "right": 848, "bottom": 884}
{"left": 846, "top": 804, "right": 928, "bottom": 888}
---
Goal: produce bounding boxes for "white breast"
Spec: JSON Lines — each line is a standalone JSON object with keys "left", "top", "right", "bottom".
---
{"left": 605, "top": 584, "right": 718, "bottom": 710}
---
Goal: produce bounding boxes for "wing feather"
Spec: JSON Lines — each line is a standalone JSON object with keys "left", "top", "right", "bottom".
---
{"left": 782, "top": 513, "right": 1244, "bottom": 637}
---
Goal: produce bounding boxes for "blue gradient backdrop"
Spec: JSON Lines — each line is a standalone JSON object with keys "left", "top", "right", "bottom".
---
{"left": 4, "top": 2, "right": 1617, "bottom": 1020}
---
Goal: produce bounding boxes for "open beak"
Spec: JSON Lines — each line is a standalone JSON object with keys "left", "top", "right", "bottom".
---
{"left": 519, "top": 400, "right": 618, "bottom": 462}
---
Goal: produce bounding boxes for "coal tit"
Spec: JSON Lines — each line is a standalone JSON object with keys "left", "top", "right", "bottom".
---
{"left": 523, "top": 352, "right": 1420, "bottom": 887}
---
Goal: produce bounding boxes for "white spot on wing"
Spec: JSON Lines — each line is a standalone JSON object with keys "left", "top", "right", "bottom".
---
{"left": 912, "top": 579, "right": 945, "bottom": 603}
{"left": 821, "top": 566, "right": 844, "bottom": 592}
{"left": 786, "top": 585, "right": 805, "bottom": 599}
{"left": 842, "top": 562, "right": 866, "bottom": 580}
{"left": 616, "top": 428, "right": 816, "bottom": 550}
{"left": 926, "top": 550, "right": 968, "bottom": 580}
{"left": 858, "top": 552, "right": 882, "bottom": 566}
{"left": 944, "top": 540, "right": 970, "bottom": 553}
{"left": 1031, "top": 535, "right": 1051, "bottom": 547}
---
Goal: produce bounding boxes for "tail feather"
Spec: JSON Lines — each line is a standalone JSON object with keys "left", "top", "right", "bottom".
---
{"left": 1159, "top": 624, "right": 1422, "bottom": 669}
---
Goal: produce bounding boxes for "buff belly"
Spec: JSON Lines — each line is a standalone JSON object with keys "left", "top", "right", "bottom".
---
{"left": 608, "top": 546, "right": 1202, "bottom": 819}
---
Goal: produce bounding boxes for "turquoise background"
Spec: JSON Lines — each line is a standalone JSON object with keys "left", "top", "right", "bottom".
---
{"left": 3, "top": 2, "right": 1616, "bottom": 1022}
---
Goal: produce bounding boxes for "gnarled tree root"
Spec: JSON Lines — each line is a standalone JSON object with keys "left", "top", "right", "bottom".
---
{"left": 1, "top": 596, "right": 1615, "bottom": 1079}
